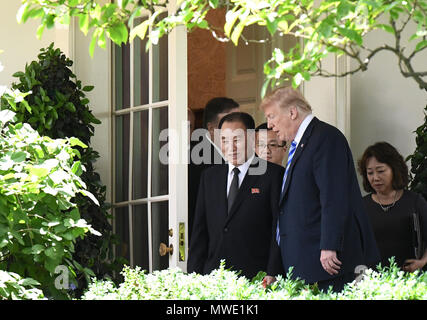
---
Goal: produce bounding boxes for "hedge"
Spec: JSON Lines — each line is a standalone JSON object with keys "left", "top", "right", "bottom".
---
{"left": 82, "top": 259, "right": 427, "bottom": 300}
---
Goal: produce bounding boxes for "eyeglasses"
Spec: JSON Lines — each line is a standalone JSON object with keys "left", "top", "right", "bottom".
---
{"left": 256, "top": 142, "right": 286, "bottom": 149}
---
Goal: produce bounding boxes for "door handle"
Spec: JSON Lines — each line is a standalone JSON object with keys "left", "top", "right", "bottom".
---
{"left": 159, "top": 242, "right": 173, "bottom": 256}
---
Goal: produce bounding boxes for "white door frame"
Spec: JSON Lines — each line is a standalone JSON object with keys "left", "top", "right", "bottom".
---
{"left": 167, "top": 3, "right": 188, "bottom": 271}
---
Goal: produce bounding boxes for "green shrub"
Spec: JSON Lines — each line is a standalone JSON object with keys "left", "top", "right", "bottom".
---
{"left": 407, "top": 103, "right": 427, "bottom": 201}
{"left": 82, "top": 259, "right": 427, "bottom": 300}
{"left": 0, "top": 270, "right": 45, "bottom": 300}
{"left": 0, "top": 107, "right": 100, "bottom": 299}
{"left": 1, "top": 43, "right": 122, "bottom": 296}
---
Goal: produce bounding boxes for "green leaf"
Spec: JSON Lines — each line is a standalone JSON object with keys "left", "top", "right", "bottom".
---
{"left": 36, "top": 24, "right": 46, "bottom": 40}
{"left": 19, "top": 278, "right": 40, "bottom": 287}
{"left": 82, "top": 85, "right": 94, "bottom": 92}
{"left": 231, "top": 21, "right": 245, "bottom": 45}
{"left": 16, "top": 3, "right": 30, "bottom": 24}
{"left": 415, "top": 40, "right": 427, "bottom": 52}
{"left": 79, "top": 14, "right": 90, "bottom": 35}
{"left": 130, "top": 20, "right": 150, "bottom": 42}
{"left": 224, "top": 9, "right": 240, "bottom": 38}
{"left": 70, "top": 208, "right": 80, "bottom": 221}
{"left": 29, "top": 166, "right": 49, "bottom": 178}
{"left": 65, "top": 102, "right": 76, "bottom": 112}
{"left": 71, "top": 161, "right": 83, "bottom": 176}
{"left": 107, "top": 23, "right": 128, "bottom": 45}
{"left": 12, "top": 71, "right": 25, "bottom": 78}
{"left": 31, "top": 244, "right": 45, "bottom": 255}
{"left": 80, "top": 190, "right": 100, "bottom": 206}
{"left": 337, "top": 27, "right": 363, "bottom": 46}
{"left": 44, "top": 257, "right": 58, "bottom": 274}
{"left": 376, "top": 24, "right": 395, "bottom": 34}
{"left": 69, "top": 137, "right": 88, "bottom": 148}
{"left": 89, "top": 29, "right": 100, "bottom": 57}
{"left": 266, "top": 12, "right": 278, "bottom": 35}
{"left": 11, "top": 151, "right": 27, "bottom": 163}
{"left": 10, "top": 230, "right": 25, "bottom": 246}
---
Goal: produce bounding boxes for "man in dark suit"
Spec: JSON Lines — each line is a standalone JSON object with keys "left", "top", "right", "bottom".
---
{"left": 260, "top": 86, "right": 380, "bottom": 292}
{"left": 188, "top": 112, "right": 284, "bottom": 279}
{"left": 188, "top": 97, "right": 239, "bottom": 243}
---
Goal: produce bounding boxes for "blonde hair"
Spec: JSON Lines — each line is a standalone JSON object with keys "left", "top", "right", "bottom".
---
{"left": 260, "top": 86, "right": 312, "bottom": 114}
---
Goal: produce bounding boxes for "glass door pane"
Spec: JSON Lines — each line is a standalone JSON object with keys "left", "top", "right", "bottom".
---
{"left": 152, "top": 13, "right": 168, "bottom": 103}
{"left": 133, "top": 18, "right": 149, "bottom": 107}
{"left": 115, "top": 44, "right": 131, "bottom": 110}
{"left": 115, "top": 206, "right": 130, "bottom": 263}
{"left": 115, "top": 114, "right": 130, "bottom": 203}
{"left": 133, "top": 110, "right": 149, "bottom": 199}
{"left": 151, "top": 107, "right": 168, "bottom": 196}
{"left": 151, "top": 201, "right": 169, "bottom": 271}
{"left": 132, "top": 204, "right": 149, "bottom": 270}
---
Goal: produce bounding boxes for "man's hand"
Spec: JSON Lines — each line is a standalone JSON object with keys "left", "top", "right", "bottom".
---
{"left": 320, "top": 250, "right": 342, "bottom": 275}
{"left": 403, "top": 259, "right": 425, "bottom": 272}
{"left": 262, "top": 276, "right": 276, "bottom": 288}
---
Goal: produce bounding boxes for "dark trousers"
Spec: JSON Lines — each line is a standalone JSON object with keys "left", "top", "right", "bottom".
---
{"left": 315, "top": 272, "right": 355, "bottom": 293}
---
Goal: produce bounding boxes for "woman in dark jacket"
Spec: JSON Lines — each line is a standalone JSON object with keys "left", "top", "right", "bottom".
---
{"left": 358, "top": 142, "right": 427, "bottom": 272}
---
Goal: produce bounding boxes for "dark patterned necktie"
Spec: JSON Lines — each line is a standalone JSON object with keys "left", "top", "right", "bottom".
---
{"left": 227, "top": 167, "right": 240, "bottom": 213}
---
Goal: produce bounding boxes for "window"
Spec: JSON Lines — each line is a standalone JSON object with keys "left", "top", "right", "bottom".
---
{"left": 112, "top": 14, "right": 171, "bottom": 272}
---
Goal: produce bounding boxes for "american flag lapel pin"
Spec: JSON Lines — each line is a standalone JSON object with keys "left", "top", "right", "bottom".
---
{"left": 251, "top": 188, "right": 260, "bottom": 194}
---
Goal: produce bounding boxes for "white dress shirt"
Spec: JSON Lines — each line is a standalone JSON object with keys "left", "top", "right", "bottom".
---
{"left": 226, "top": 154, "right": 255, "bottom": 196}
{"left": 293, "top": 113, "right": 314, "bottom": 147}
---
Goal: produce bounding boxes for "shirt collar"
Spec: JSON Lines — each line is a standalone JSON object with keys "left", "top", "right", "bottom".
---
{"left": 228, "top": 153, "right": 255, "bottom": 177}
{"left": 294, "top": 113, "right": 314, "bottom": 145}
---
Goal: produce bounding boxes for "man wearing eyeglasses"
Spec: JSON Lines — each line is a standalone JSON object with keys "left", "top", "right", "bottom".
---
{"left": 255, "top": 123, "right": 287, "bottom": 166}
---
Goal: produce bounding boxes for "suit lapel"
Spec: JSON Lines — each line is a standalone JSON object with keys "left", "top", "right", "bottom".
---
{"left": 279, "top": 117, "right": 319, "bottom": 206}
{"left": 226, "top": 157, "right": 261, "bottom": 223}
{"left": 218, "top": 164, "right": 229, "bottom": 221}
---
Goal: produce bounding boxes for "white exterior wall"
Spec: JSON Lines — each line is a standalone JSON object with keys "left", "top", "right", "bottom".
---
{"left": 350, "top": 25, "right": 426, "bottom": 178}
{"left": 72, "top": 22, "right": 112, "bottom": 203}
{"left": 0, "top": 0, "right": 70, "bottom": 86}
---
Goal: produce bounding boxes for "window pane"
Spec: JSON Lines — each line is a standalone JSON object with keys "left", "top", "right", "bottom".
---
{"left": 151, "top": 201, "right": 169, "bottom": 271}
{"left": 133, "top": 110, "right": 149, "bottom": 199}
{"left": 115, "top": 43, "right": 131, "bottom": 110}
{"left": 152, "top": 13, "right": 168, "bottom": 103}
{"left": 133, "top": 19, "right": 149, "bottom": 107}
{"left": 114, "top": 206, "right": 130, "bottom": 264}
{"left": 115, "top": 114, "right": 130, "bottom": 202}
{"left": 133, "top": 204, "right": 149, "bottom": 270}
{"left": 151, "top": 107, "right": 168, "bottom": 196}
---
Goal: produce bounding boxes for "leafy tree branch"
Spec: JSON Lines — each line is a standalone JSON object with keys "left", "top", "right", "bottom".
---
{"left": 17, "top": 0, "right": 426, "bottom": 93}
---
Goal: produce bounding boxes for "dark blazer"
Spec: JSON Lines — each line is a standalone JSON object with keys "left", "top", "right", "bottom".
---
{"left": 278, "top": 117, "right": 380, "bottom": 284}
{"left": 188, "top": 134, "right": 226, "bottom": 243}
{"left": 188, "top": 156, "right": 284, "bottom": 279}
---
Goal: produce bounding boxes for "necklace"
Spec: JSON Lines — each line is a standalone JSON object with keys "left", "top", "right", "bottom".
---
{"left": 375, "top": 190, "right": 399, "bottom": 212}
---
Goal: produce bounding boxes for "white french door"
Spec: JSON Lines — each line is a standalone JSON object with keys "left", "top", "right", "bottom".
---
{"left": 112, "top": 4, "right": 188, "bottom": 273}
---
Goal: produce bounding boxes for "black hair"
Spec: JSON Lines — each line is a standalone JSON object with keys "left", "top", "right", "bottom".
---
{"left": 218, "top": 112, "right": 255, "bottom": 130}
{"left": 357, "top": 141, "right": 409, "bottom": 193}
{"left": 202, "top": 97, "right": 239, "bottom": 129}
{"left": 255, "top": 122, "right": 286, "bottom": 147}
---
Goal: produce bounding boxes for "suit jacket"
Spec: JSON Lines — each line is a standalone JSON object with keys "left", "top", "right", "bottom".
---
{"left": 188, "top": 134, "right": 226, "bottom": 243}
{"left": 188, "top": 156, "right": 284, "bottom": 279}
{"left": 278, "top": 117, "right": 380, "bottom": 284}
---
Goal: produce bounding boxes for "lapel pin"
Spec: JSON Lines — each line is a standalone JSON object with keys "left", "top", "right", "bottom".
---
{"left": 251, "top": 188, "right": 260, "bottom": 194}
